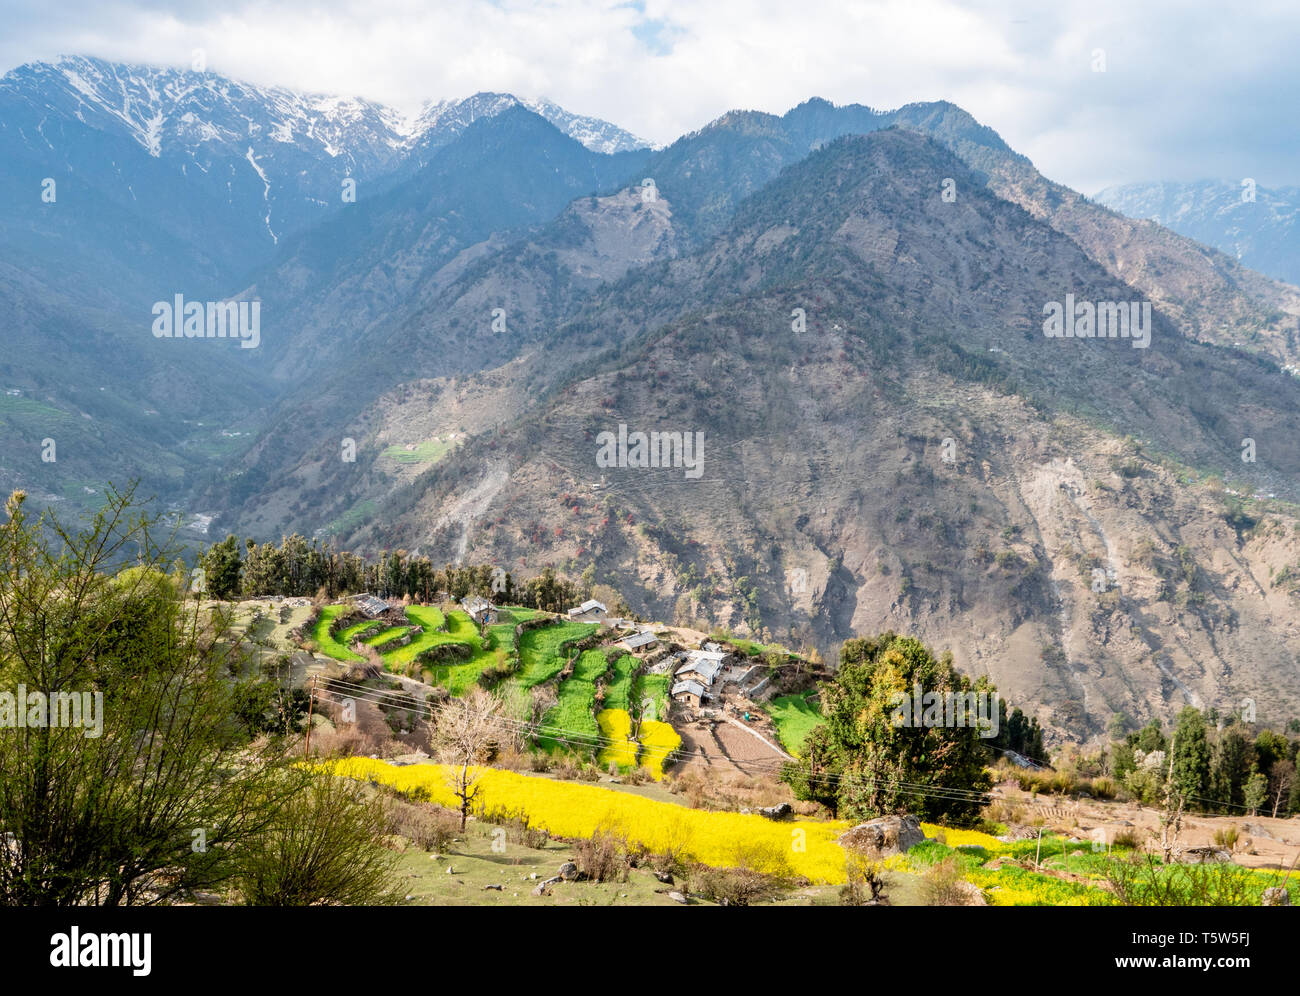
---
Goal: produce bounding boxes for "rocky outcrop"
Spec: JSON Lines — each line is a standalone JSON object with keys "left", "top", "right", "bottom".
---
{"left": 838, "top": 814, "right": 927, "bottom": 856}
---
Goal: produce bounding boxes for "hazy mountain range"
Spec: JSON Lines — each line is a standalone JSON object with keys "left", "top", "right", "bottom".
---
{"left": 1096, "top": 179, "right": 1300, "bottom": 287}
{"left": 3, "top": 56, "right": 1299, "bottom": 743}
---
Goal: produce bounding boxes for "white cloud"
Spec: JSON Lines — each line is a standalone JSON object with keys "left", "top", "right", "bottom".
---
{"left": 1, "top": 0, "right": 1297, "bottom": 191}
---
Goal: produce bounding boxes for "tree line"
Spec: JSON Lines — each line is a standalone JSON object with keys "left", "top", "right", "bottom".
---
{"left": 1102, "top": 706, "right": 1300, "bottom": 817}
{"left": 199, "top": 534, "right": 590, "bottom": 613}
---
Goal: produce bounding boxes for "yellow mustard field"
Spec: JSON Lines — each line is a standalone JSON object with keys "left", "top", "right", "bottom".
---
{"left": 638, "top": 719, "right": 682, "bottom": 778}
{"left": 595, "top": 709, "right": 638, "bottom": 769}
{"left": 328, "top": 757, "right": 852, "bottom": 883}
{"left": 918, "top": 823, "right": 1006, "bottom": 850}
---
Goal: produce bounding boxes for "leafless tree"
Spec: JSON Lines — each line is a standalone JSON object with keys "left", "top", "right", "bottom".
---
{"left": 427, "top": 688, "right": 504, "bottom": 829}
{"left": 1270, "top": 759, "right": 1296, "bottom": 819}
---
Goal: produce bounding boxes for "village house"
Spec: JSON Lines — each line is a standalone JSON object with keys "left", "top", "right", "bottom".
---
{"left": 566, "top": 598, "right": 607, "bottom": 619}
{"left": 620, "top": 631, "right": 658, "bottom": 653}
{"left": 674, "top": 648, "right": 727, "bottom": 687}
{"left": 461, "top": 596, "right": 497, "bottom": 625}
{"left": 671, "top": 679, "right": 707, "bottom": 708}
{"left": 351, "top": 593, "right": 390, "bottom": 618}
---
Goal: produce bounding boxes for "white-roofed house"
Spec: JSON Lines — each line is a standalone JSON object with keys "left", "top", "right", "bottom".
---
{"left": 671, "top": 679, "right": 707, "bottom": 708}
{"left": 620, "top": 631, "right": 658, "bottom": 653}
{"left": 566, "top": 599, "right": 608, "bottom": 619}
{"left": 674, "top": 649, "right": 728, "bottom": 686}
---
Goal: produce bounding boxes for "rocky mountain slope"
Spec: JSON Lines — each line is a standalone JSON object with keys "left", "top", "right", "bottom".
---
{"left": 251, "top": 130, "right": 1300, "bottom": 743}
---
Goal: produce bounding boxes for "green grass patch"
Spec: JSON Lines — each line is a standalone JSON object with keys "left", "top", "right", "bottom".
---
{"left": 322, "top": 499, "right": 377, "bottom": 537}
{"left": 764, "top": 691, "right": 824, "bottom": 757}
{"left": 381, "top": 437, "right": 459, "bottom": 465}
{"left": 632, "top": 672, "right": 669, "bottom": 722}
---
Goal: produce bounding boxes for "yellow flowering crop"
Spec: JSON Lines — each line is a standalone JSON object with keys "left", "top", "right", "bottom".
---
{"left": 638, "top": 719, "right": 682, "bottom": 779}
{"left": 328, "top": 757, "right": 851, "bottom": 882}
{"left": 919, "top": 823, "right": 1007, "bottom": 851}
{"left": 595, "top": 709, "right": 638, "bottom": 769}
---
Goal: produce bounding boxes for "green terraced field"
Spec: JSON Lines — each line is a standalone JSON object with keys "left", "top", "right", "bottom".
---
{"left": 363, "top": 625, "right": 410, "bottom": 646}
{"left": 310, "top": 605, "right": 364, "bottom": 662}
{"left": 539, "top": 648, "right": 613, "bottom": 754}
{"left": 632, "top": 672, "right": 670, "bottom": 722}
{"left": 512, "top": 620, "right": 600, "bottom": 689}
{"left": 336, "top": 618, "right": 384, "bottom": 644}
{"left": 600, "top": 653, "right": 638, "bottom": 710}
{"left": 308, "top": 603, "right": 562, "bottom": 695}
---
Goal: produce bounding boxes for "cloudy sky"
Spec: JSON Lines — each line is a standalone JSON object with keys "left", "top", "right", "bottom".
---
{"left": 1, "top": 0, "right": 1296, "bottom": 194}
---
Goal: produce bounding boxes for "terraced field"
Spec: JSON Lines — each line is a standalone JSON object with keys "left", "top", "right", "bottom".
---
{"left": 632, "top": 672, "right": 669, "bottom": 721}
{"left": 637, "top": 719, "right": 682, "bottom": 778}
{"left": 595, "top": 709, "right": 639, "bottom": 770}
{"left": 336, "top": 618, "right": 384, "bottom": 644}
{"left": 307, "top": 606, "right": 682, "bottom": 774}
{"left": 600, "top": 653, "right": 638, "bottom": 710}
{"left": 364, "top": 625, "right": 410, "bottom": 647}
{"left": 539, "top": 649, "right": 613, "bottom": 753}
{"left": 310, "top": 604, "right": 544, "bottom": 682}
{"left": 510, "top": 620, "right": 600, "bottom": 690}
{"left": 310, "top": 605, "right": 364, "bottom": 662}
{"left": 416, "top": 607, "right": 543, "bottom": 692}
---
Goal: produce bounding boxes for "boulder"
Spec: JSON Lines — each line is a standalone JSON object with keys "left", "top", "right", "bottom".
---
{"left": 759, "top": 803, "right": 792, "bottom": 820}
{"left": 558, "top": 862, "right": 580, "bottom": 881}
{"left": 668, "top": 891, "right": 689, "bottom": 904}
{"left": 1175, "top": 846, "right": 1232, "bottom": 864}
{"left": 1261, "top": 887, "right": 1291, "bottom": 906}
{"left": 838, "top": 814, "right": 927, "bottom": 856}
{"left": 654, "top": 870, "right": 674, "bottom": 884}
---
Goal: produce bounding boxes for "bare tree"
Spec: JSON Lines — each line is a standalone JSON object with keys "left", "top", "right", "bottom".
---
{"left": 1270, "top": 759, "right": 1296, "bottom": 819}
{"left": 427, "top": 688, "right": 503, "bottom": 829}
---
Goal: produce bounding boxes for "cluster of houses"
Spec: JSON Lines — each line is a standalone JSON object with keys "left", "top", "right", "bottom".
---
{"left": 670, "top": 644, "right": 731, "bottom": 708}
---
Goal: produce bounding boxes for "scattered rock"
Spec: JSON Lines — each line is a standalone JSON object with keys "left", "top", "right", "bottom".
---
{"left": 953, "top": 880, "right": 988, "bottom": 906}
{"left": 997, "top": 824, "right": 1040, "bottom": 842}
{"left": 1261, "top": 887, "right": 1290, "bottom": 906}
{"left": 483, "top": 884, "right": 503, "bottom": 891}
{"left": 668, "top": 891, "right": 689, "bottom": 904}
{"left": 654, "top": 870, "right": 674, "bottom": 884}
{"left": 530, "top": 883, "right": 550, "bottom": 897}
{"left": 838, "top": 814, "right": 927, "bottom": 856}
